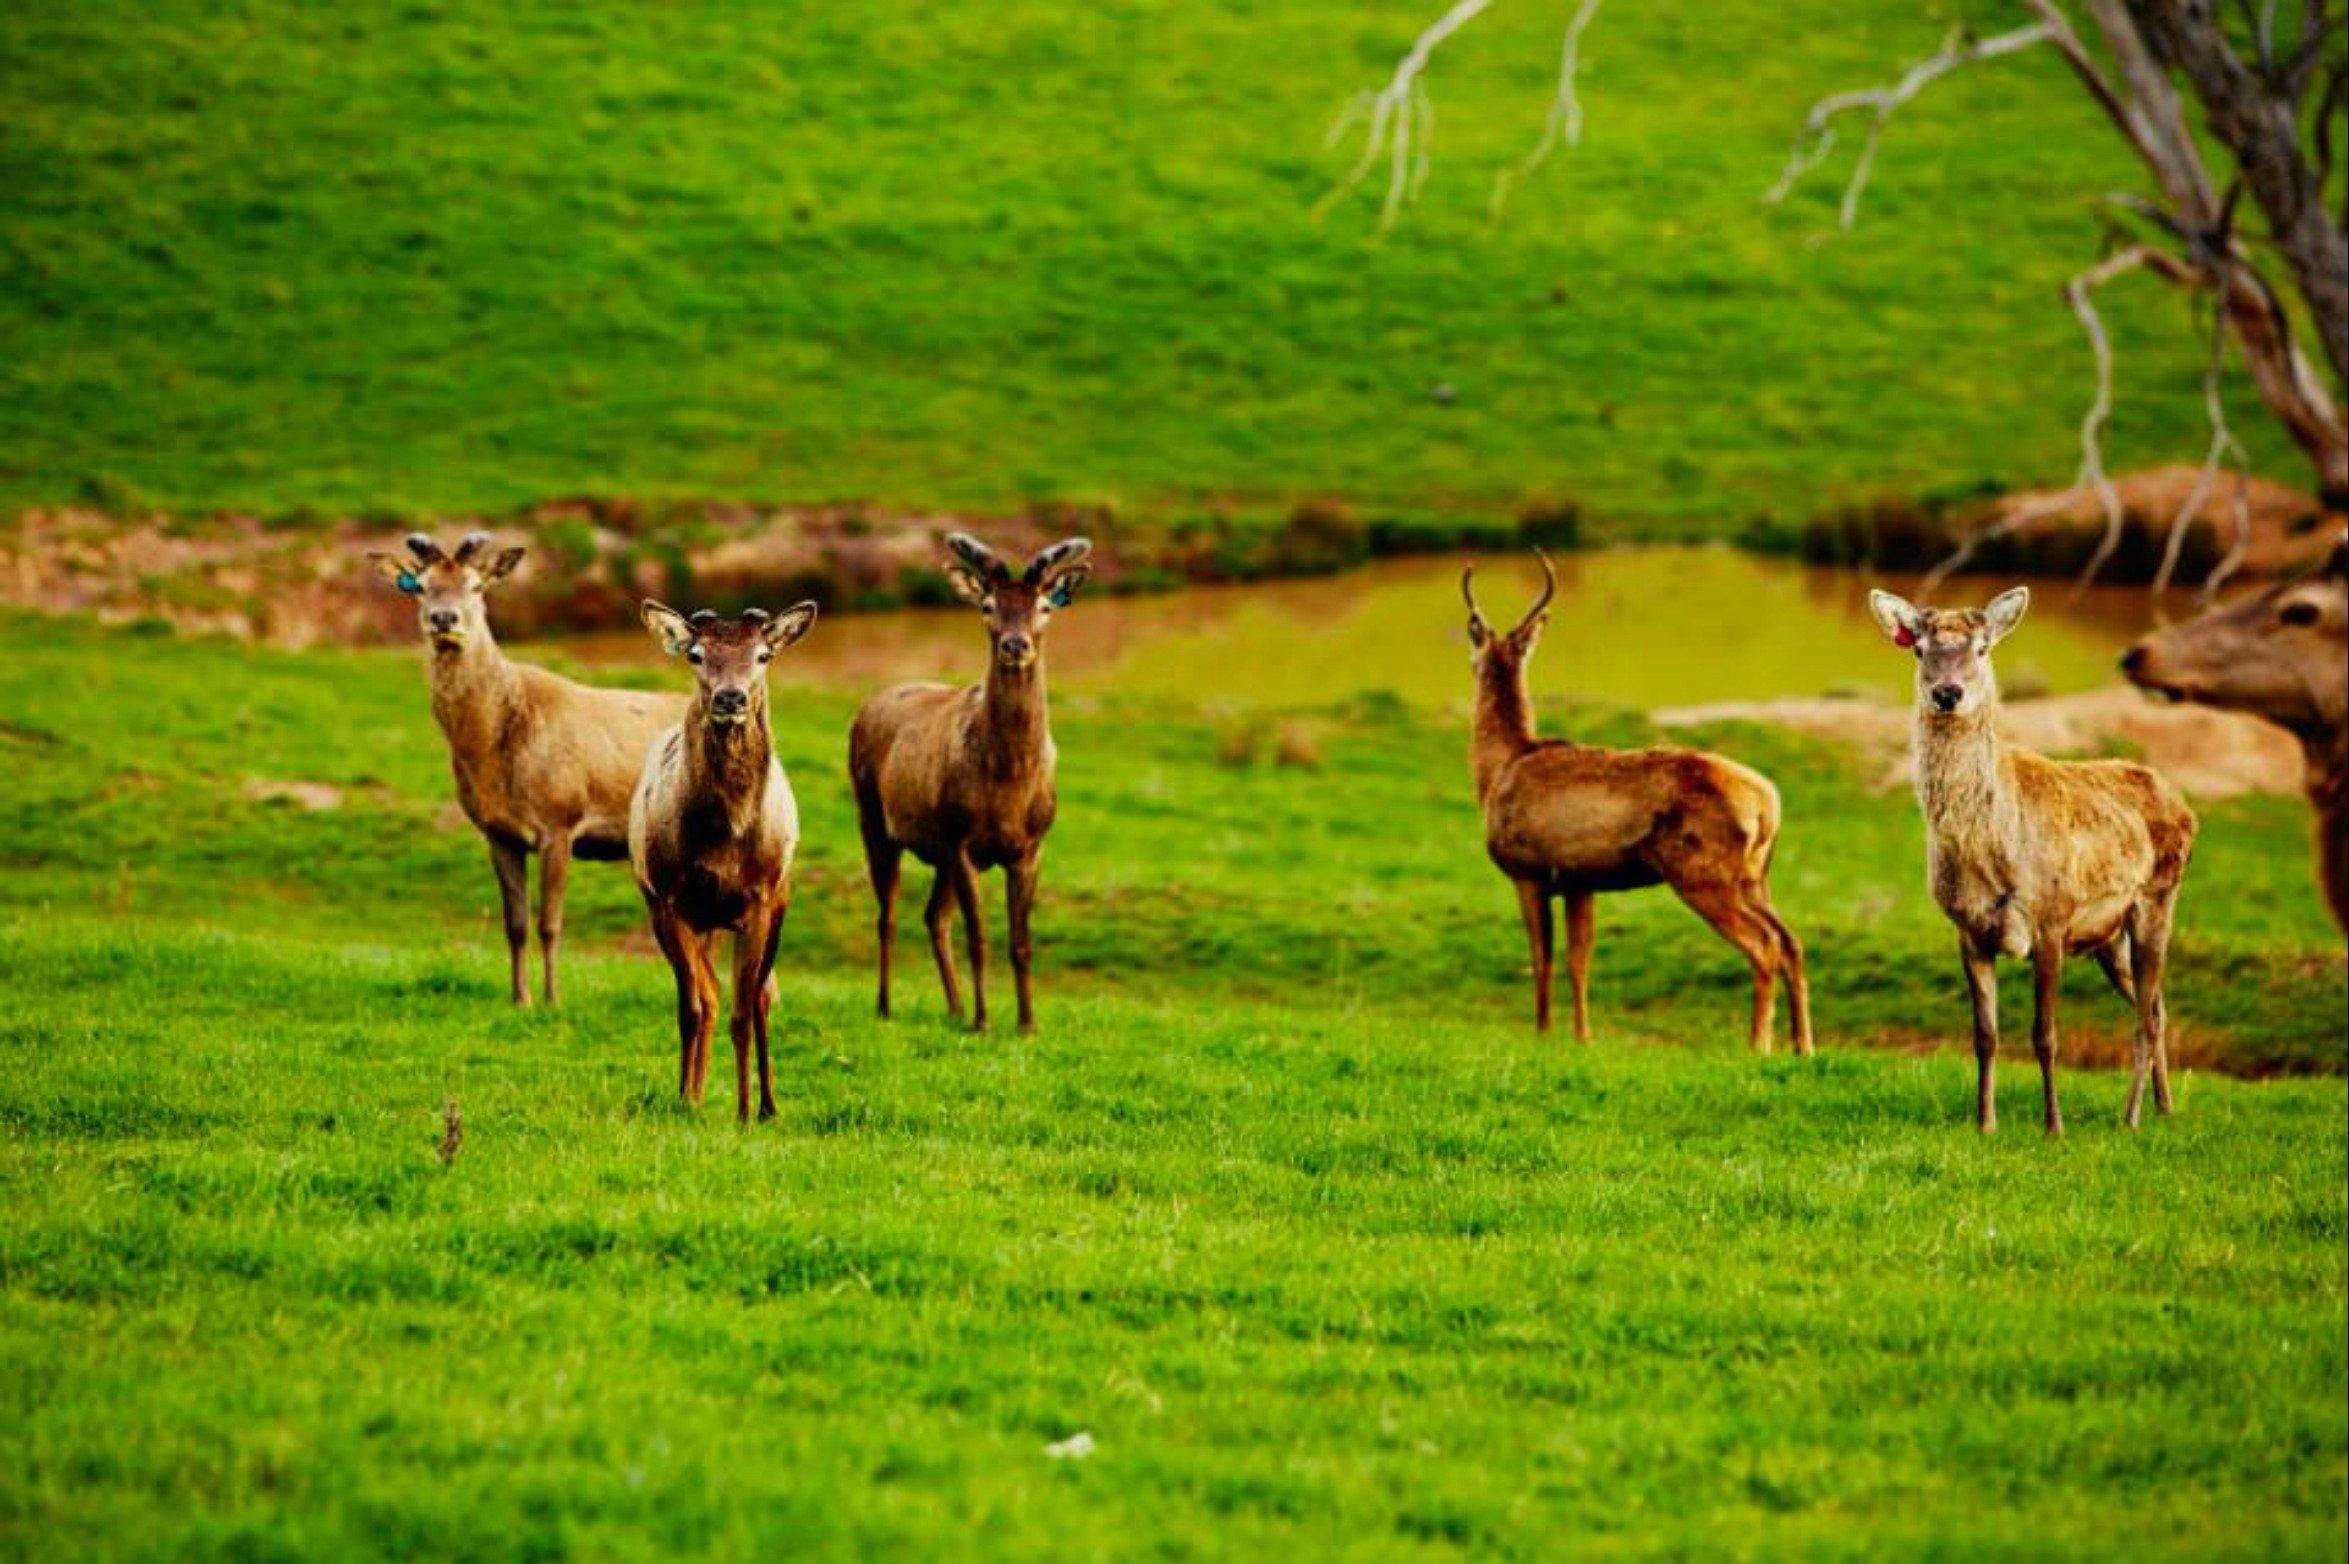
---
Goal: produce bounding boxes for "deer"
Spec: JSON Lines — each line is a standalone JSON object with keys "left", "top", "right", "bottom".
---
{"left": 367, "top": 532, "right": 682, "bottom": 1006}
{"left": 2122, "top": 533, "right": 2347, "bottom": 937}
{"left": 1462, "top": 552, "right": 1812, "bottom": 1054}
{"left": 629, "top": 601, "right": 818, "bottom": 1122}
{"left": 848, "top": 534, "right": 1091, "bottom": 1033}
{"left": 1869, "top": 586, "right": 2198, "bottom": 1135}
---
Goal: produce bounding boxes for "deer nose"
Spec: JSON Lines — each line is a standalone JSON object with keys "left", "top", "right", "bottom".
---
{"left": 427, "top": 609, "right": 459, "bottom": 633}
{"left": 1930, "top": 683, "right": 1964, "bottom": 712}
{"left": 999, "top": 634, "right": 1034, "bottom": 663}
{"left": 2119, "top": 645, "right": 2146, "bottom": 676}
{"left": 711, "top": 688, "right": 748, "bottom": 715}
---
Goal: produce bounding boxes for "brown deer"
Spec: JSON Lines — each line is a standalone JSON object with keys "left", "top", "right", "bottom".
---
{"left": 1870, "top": 587, "right": 2198, "bottom": 1135}
{"left": 1463, "top": 553, "right": 1812, "bottom": 1053}
{"left": 629, "top": 602, "right": 817, "bottom": 1121}
{"left": 2122, "top": 533, "right": 2347, "bottom": 936}
{"left": 849, "top": 534, "right": 1091, "bottom": 1033}
{"left": 367, "top": 532, "right": 681, "bottom": 1006}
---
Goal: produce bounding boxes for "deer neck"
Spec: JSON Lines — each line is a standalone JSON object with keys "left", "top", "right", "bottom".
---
{"left": 1471, "top": 660, "right": 1538, "bottom": 802}
{"left": 426, "top": 632, "right": 519, "bottom": 758}
{"left": 683, "top": 704, "right": 773, "bottom": 835}
{"left": 974, "top": 657, "right": 1050, "bottom": 780}
{"left": 2299, "top": 722, "right": 2349, "bottom": 826}
{"left": 1913, "top": 703, "right": 2019, "bottom": 855}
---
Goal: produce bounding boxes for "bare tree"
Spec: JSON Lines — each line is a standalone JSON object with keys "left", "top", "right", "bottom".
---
{"left": 1319, "top": 2, "right": 2348, "bottom": 580}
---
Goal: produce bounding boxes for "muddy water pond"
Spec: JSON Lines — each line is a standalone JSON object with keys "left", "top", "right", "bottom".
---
{"left": 551, "top": 547, "right": 2163, "bottom": 711}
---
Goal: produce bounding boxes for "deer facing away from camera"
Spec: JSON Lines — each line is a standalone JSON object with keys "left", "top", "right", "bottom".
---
{"left": 849, "top": 534, "right": 1091, "bottom": 1033}
{"left": 1872, "top": 587, "right": 2197, "bottom": 1135}
{"left": 1464, "top": 554, "right": 1812, "bottom": 1053}
{"left": 368, "top": 532, "right": 682, "bottom": 1006}
{"left": 2122, "top": 534, "right": 2347, "bottom": 936}
{"left": 630, "top": 602, "right": 817, "bottom": 1121}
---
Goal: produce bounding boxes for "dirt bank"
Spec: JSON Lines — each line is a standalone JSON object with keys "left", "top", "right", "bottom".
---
{"left": 1657, "top": 685, "right": 2305, "bottom": 799}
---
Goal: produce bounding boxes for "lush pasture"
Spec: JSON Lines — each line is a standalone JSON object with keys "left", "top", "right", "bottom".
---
{"left": 0, "top": 612, "right": 2342, "bottom": 1557}
{"left": 0, "top": 0, "right": 2307, "bottom": 528}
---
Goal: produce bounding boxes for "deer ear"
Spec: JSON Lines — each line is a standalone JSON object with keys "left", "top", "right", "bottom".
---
{"left": 762, "top": 601, "right": 819, "bottom": 651}
{"left": 1043, "top": 563, "right": 1090, "bottom": 610}
{"left": 369, "top": 553, "right": 424, "bottom": 594}
{"left": 944, "top": 564, "right": 991, "bottom": 606}
{"left": 641, "top": 600, "right": 694, "bottom": 656}
{"left": 1983, "top": 587, "right": 2030, "bottom": 645}
{"left": 1868, "top": 590, "right": 1923, "bottom": 648}
{"left": 480, "top": 546, "right": 526, "bottom": 583}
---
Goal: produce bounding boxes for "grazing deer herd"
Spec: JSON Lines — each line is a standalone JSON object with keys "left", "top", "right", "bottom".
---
{"left": 374, "top": 528, "right": 2349, "bottom": 1133}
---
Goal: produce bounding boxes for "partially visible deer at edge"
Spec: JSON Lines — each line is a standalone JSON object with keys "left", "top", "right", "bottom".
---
{"left": 1871, "top": 587, "right": 2197, "bottom": 1135}
{"left": 368, "top": 532, "right": 681, "bottom": 1006}
{"left": 1463, "top": 552, "right": 1812, "bottom": 1053}
{"left": 849, "top": 534, "right": 1092, "bottom": 1033}
{"left": 630, "top": 602, "right": 818, "bottom": 1121}
{"left": 2123, "top": 532, "right": 2347, "bottom": 937}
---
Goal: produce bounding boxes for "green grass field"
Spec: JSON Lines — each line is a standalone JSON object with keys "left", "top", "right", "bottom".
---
{"left": 1, "top": 613, "right": 2342, "bottom": 1556}
{"left": 0, "top": 0, "right": 2314, "bottom": 531}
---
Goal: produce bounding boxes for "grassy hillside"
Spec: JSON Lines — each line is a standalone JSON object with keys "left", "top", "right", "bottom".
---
{"left": 1, "top": 615, "right": 2344, "bottom": 1554}
{"left": 0, "top": 0, "right": 2309, "bottom": 530}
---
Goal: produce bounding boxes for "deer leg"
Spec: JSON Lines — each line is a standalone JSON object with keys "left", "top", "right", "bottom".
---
{"left": 727, "top": 910, "right": 775, "bottom": 1126}
{"left": 689, "top": 931, "right": 721, "bottom": 1101}
{"left": 924, "top": 867, "right": 963, "bottom": 1023}
{"left": 647, "top": 904, "right": 703, "bottom": 1105}
{"left": 863, "top": 826, "right": 902, "bottom": 1020}
{"left": 1961, "top": 937, "right": 1999, "bottom": 1134}
{"left": 1561, "top": 890, "right": 1594, "bottom": 1042}
{"left": 1674, "top": 880, "right": 1778, "bottom": 1053}
{"left": 536, "top": 834, "right": 573, "bottom": 1007}
{"left": 2030, "top": 942, "right": 2065, "bottom": 1138}
{"left": 1513, "top": 879, "right": 1555, "bottom": 1033}
{"left": 1761, "top": 903, "right": 1813, "bottom": 1058}
{"left": 951, "top": 853, "right": 988, "bottom": 1033}
{"left": 2131, "top": 897, "right": 2177, "bottom": 1123}
{"left": 753, "top": 895, "right": 786, "bottom": 1121}
{"left": 489, "top": 836, "right": 531, "bottom": 1007}
{"left": 1006, "top": 853, "right": 1041, "bottom": 1034}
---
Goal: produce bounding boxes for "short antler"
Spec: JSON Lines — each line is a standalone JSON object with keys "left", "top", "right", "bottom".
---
{"left": 405, "top": 533, "right": 442, "bottom": 563}
{"left": 1024, "top": 537, "right": 1093, "bottom": 585}
{"left": 945, "top": 532, "right": 1012, "bottom": 587}
{"left": 1461, "top": 562, "right": 1486, "bottom": 620}
{"left": 451, "top": 531, "right": 494, "bottom": 565}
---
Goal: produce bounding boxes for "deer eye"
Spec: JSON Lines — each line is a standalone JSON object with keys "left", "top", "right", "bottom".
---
{"left": 685, "top": 647, "right": 704, "bottom": 665}
{"left": 2280, "top": 601, "right": 2320, "bottom": 627}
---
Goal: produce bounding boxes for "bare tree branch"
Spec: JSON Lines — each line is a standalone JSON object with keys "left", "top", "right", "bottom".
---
{"left": 1764, "top": 22, "right": 2058, "bottom": 231}
{"left": 1313, "top": 0, "right": 1496, "bottom": 230}
{"left": 1489, "top": 0, "right": 1607, "bottom": 220}
{"left": 2153, "top": 299, "right": 2256, "bottom": 599}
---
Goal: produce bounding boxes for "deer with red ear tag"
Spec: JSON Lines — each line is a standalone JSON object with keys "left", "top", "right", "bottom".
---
{"left": 1871, "top": 586, "right": 2198, "bottom": 1135}
{"left": 849, "top": 534, "right": 1091, "bottom": 1033}
{"left": 630, "top": 601, "right": 818, "bottom": 1121}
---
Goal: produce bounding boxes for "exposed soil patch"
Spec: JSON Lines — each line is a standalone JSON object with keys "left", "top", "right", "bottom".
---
{"left": 1659, "top": 685, "right": 2305, "bottom": 799}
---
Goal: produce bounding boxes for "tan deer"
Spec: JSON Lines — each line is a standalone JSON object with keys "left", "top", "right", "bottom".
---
{"left": 368, "top": 532, "right": 681, "bottom": 1006}
{"left": 2123, "top": 533, "right": 2347, "bottom": 936}
{"left": 1463, "top": 553, "right": 1812, "bottom": 1053}
{"left": 629, "top": 602, "right": 818, "bottom": 1121}
{"left": 849, "top": 534, "right": 1091, "bottom": 1033}
{"left": 1870, "top": 587, "right": 2198, "bottom": 1135}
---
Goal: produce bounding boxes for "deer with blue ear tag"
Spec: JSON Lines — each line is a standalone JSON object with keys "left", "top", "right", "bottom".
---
{"left": 1871, "top": 586, "right": 2199, "bottom": 1135}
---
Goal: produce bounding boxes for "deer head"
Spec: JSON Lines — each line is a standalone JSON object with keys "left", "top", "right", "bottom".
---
{"left": 1461, "top": 549, "right": 1557, "bottom": 677}
{"left": 642, "top": 601, "right": 819, "bottom": 727}
{"left": 1868, "top": 587, "right": 2030, "bottom": 718}
{"left": 366, "top": 531, "right": 526, "bottom": 654}
{"left": 2122, "top": 534, "right": 2349, "bottom": 736}
{"left": 940, "top": 533, "right": 1092, "bottom": 672}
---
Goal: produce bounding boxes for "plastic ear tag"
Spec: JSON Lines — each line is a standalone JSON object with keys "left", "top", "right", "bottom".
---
{"left": 397, "top": 572, "right": 421, "bottom": 593}
{"left": 1893, "top": 625, "right": 1915, "bottom": 648}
